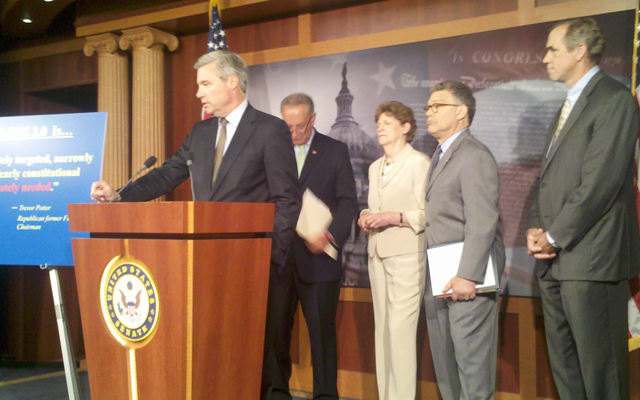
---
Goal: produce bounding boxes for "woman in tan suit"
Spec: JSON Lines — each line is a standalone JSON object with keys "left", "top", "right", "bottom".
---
{"left": 358, "top": 101, "right": 430, "bottom": 400}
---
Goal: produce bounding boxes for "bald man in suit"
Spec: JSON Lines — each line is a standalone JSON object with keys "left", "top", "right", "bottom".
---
{"left": 527, "top": 18, "right": 640, "bottom": 399}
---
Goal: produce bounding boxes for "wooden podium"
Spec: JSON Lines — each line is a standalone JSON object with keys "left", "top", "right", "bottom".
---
{"left": 68, "top": 201, "right": 275, "bottom": 400}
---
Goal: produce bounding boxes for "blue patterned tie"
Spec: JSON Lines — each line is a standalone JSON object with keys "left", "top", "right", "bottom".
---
{"left": 428, "top": 145, "right": 442, "bottom": 181}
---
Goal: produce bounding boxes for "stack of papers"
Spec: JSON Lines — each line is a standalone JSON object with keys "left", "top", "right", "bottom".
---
{"left": 295, "top": 189, "right": 337, "bottom": 260}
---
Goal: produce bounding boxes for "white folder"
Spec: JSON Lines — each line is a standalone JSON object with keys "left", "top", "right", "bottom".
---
{"left": 295, "top": 189, "right": 338, "bottom": 260}
{"left": 427, "top": 241, "right": 499, "bottom": 297}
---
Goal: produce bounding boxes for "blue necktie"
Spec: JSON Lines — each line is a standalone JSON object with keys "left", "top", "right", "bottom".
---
{"left": 428, "top": 145, "right": 442, "bottom": 181}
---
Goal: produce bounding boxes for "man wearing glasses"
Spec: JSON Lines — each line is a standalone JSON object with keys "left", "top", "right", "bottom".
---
{"left": 261, "top": 93, "right": 358, "bottom": 400}
{"left": 422, "top": 81, "right": 505, "bottom": 400}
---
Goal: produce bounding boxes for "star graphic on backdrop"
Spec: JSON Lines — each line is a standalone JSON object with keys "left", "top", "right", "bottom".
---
{"left": 369, "top": 62, "right": 397, "bottom": 95}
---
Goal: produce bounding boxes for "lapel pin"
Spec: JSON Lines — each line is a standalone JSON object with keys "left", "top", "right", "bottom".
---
{"left": 312, "top": 150, "right": 317, "bottom": 155}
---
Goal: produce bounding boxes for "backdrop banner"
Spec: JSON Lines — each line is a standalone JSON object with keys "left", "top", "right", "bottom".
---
{"left": 0, "top": 112, "right": 106, "bottom": 267}
{"left": 247, "top": 11, "right": 634, "bottom": 295}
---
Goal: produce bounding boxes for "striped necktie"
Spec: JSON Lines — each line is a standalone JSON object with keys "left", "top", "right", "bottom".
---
{"left": 212, "top": 118, "right": 227, "bottom": 185}
{"left": 551, "top": 98, "right": 571, "bottom": 147}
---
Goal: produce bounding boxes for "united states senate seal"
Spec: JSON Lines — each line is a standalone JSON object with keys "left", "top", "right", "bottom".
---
{"left": 99, "top": 255, "right": 160, "bottom": 347}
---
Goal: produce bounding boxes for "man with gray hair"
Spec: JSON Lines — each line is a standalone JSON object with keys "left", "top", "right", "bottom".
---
{"left": 527, "top": 18, "right": 640, "bottom": 399}
{"left": 423, "top": 80, "right": 504, "bottom": 400}
{"left": 261, "top": 93, "right": 357, "bottom": 400}
{"left": 91, "top": 49, "right": 300, "bottom": 306}
{"left": 92, "top": 51, "right": 299, "bottom": 267}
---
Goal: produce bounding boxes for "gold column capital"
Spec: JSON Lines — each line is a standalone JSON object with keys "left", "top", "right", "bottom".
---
{"left": 83, "top": 33, "right": 122, "bottom": 57}
{"left": 119, "top": 26, "right": 179, "bottom": 52}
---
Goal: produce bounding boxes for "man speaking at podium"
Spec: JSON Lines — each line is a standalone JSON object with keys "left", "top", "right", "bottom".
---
{"left": 90, "top": 50, "right": 300, "bottom": 277}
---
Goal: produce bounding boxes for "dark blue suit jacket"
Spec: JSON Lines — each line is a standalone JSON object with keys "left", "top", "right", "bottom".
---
{"left": 120, "top": 104, "right": 300, "bottom": 268}
{"left": 291, "top": 132, "right": 358, "bottom": 283}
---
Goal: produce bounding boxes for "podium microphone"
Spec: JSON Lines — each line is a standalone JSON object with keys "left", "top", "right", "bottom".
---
{"left": 186, "top": 151, "right": 196, "bottom": 201}
{"left": 109, "top": 156, "right": 157, "bottom": 203}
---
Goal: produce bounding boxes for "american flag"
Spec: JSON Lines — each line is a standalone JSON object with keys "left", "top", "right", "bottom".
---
{"left": 202, "top": 0, "right": 228, "bottom": 120}
{"left": 628, "top": 3, "right": 640, "bottom": 351}
{"left": 208, "top": 0, "right": 228, "bottom": 53}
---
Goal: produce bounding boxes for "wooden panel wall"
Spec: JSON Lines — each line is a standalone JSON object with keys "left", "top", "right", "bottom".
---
{"left": 21, "top": 94, "right": 86, "bottom": 116}
{"left": 1, "top": 0, "right": 638, "bottom": 398}
{"left": 21, "top": 51, "right": 97, "bottom": 93}
{"left": 0, "top": 62, "right": 21, "bottom": 117}
{"left": 310, "top": 0, "right": 518, "bottom": 42}
{"left": 227, "top": 16, "right": 299, "bottom": 54}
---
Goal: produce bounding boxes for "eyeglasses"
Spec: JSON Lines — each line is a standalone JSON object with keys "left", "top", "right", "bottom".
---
{"left": 288, "top": 116, "right": 313, "bottom": 133}
{"left": 423, "top": 103, "right": 461, "bottom": 113}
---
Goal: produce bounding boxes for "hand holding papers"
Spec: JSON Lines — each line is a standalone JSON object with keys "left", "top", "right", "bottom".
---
{"left": 427, "top": 241, "right": 499, "bottom": 298}
{"left": 296, "top": 189, "right": 337, "bottom": 260}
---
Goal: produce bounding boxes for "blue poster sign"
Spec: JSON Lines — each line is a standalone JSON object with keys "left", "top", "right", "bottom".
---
{"left": 0, "top": 112, "right": 106, "bottom": 266}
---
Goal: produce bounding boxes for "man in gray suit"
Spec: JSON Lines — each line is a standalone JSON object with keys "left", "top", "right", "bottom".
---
{"left": 423, "top": 81, "right": 504, "bottom": 400}
{"left": 527, "top": 18, "right": 640, "bottom": 399}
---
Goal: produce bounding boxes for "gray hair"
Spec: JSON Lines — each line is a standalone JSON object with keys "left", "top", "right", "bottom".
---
{"left": 431, "top": 81, "right": 476, "bottom": 125}
{"left": 553, "top": 18, "right": 605, "bottom": 65}
{"left": 280, "top": 93, "right": 315, "bottom": 115}
{"left": 194, "top": 51, "right": 248, "bottom": 93}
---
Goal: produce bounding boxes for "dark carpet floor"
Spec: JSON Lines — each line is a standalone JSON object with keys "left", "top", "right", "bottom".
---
{"left": 0, "top": 363, "right": 359, "bottom": 399}
{"left": 0, "top": 364, "right": 90, "bottom": 400}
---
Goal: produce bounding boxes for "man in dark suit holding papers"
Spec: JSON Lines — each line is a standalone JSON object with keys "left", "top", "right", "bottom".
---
{"left": 423, "top": 81, "right": 505, "bottom": 400}
{"left": 527, "top": 18, "right": 640, "bottom": 399}
{"left": 261, "top": 93, "right": 357, "bottom": 400}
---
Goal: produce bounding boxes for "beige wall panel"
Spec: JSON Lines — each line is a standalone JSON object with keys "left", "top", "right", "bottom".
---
{"left": 536, "top": 0, "right": 575, "bottom": 5}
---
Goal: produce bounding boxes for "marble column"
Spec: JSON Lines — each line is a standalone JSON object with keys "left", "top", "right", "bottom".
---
{"left": 119, "top": 27, "right": 178, "bottom": 199}
{"left": 84, "top": 33, "right": 130, "bottom": 187}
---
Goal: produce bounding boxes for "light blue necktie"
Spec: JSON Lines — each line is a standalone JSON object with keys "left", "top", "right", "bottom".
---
{"left": 296, "top": 146, "right": 306, "bottom": 177}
